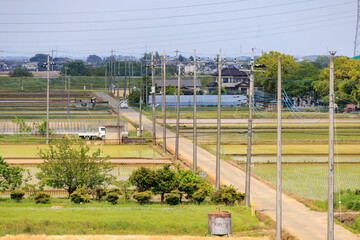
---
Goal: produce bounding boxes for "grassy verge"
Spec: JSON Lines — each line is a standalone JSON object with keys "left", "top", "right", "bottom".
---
{"left": 0, "top": 199, "right": 269, "bottom": 237}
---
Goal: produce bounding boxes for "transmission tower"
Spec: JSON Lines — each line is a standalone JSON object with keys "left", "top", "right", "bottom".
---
{"left": 354, "top": 0, "right": 360, "bottom": 57}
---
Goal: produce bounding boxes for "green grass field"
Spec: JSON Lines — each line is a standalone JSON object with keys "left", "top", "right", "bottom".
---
{"left": 203, "top": 144, "right": 360, "bottom": 155}
{"left": 0, "top": 144, "right": 162, "bottom": 158}
{"left": 250, "top": 163, "right": 360, "bottom": 200}
{"left": 0, "top": 199, "right": 266, "bottom": 237}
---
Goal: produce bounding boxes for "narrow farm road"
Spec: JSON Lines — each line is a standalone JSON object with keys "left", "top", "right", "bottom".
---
{"left": 95, "top": 92, "right": 359, "bottom": 240}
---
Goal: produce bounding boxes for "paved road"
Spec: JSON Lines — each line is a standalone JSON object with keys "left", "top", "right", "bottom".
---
{"left": 95, "top": 92, "right": 359, "bottom": 240}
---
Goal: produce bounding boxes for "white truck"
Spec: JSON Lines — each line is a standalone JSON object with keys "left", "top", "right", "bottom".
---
{"left": 78, "top": 127, "right": 106, "bottom": 140}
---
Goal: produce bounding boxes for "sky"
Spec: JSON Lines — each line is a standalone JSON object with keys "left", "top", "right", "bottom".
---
{"left": 0, "top": 0, "right": 357, "bottom": 59}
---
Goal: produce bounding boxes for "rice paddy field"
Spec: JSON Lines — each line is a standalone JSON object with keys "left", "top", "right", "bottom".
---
{"left": 250, "top": 163, "right": 360, "bottom": 201}
{"left": 0, "top": 144, "right": 162, "bottom": 158}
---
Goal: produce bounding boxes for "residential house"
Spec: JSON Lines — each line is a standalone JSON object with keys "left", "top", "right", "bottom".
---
{"left": 207, "top": 67, "right": 249, "bottom": 95}
{"left": 154, "top": 78, "right": 201, "bottom": 95}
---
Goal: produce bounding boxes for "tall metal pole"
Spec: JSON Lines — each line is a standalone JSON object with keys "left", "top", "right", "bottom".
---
{"left": 117, "top": 106, "right": 120, "bottom": 145}
{"left": 276, "top": 56, "right": 282, "bottom": 240}
{"left": 132, "top": 62, "right": 134, "bottom": 90}
{"left": 162, "top": 50, "right": 167, "bottom": 153}
{"left": 46, "top": 55, "right": 50, "bottom": 144}
{"left": 215, "top": 49, "right": 222, "bottom": 190}
{"left": 117, "top": 60, "right": 120, "bottom": 97}
{"left": 245, "top": 48, "right": 255, "bottom": 206}
{"left": 175, "top": 64, "right": 181, "bottom": 161}
{"left": 66, "top": 66, "right": 69, "bottom": 120}
{"left": 193, "top": 49, "right": 197, "bottom": 172}
{"left": 145, "top": 63, "right": 148, "bottom": 105}
{"left": 105, "top": 61, "right": 107, "bottom": 92}
{"left": 151, "top": 54, "right": 156, "bottom": 145}
{"left": 128, "top": 61, "right": 131, "bottom": 92}
{"left": 139, "top": 62, "right": 143, "bottom": 137}
{"left": 328, "top": 51, "right": 336, "bottom": 240}
{"left": 124, "top": 60, "right": 127, "bottom": 99}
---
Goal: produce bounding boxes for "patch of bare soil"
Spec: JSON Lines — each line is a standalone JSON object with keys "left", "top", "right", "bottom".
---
{"left": 0, "top": 235, "right": 270, "bottom": 240}
{"left": 335, "top": 213, "right": 359, "bottom": 228}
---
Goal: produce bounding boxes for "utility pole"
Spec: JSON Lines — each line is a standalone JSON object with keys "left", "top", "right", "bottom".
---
{"left": 117, "top": 60, "right": 120, "bottom": 97}
{"left": 105, "top": 61, "right": 107, "bottom": 92}
{"left": 128, "top": 61, "right": 131, "bottom": 92}
{"left": 117, "top": 105, "right": 120, "bottom": 145}
{"left": 145, "top": 61, "right": 148, "bottom": 105}
{"left": 162, "top": 50, "right": 167, "bottom": 153}
{"left": 46, "top": 55, "right": 50, "bottom": 144}
{"left": 175, "top": 64, "right": 181, "bottom": 161}
{"left": 215, "top": 49, "right": 222, "bottom": 190}
{"left": 245, "top": 48, "right": 255, "bottom": 206}
{"left": 193, "top": 49, "right": 197, "bottom": 172}
{"left": 276, "top": 56, "right": 282, "bottom": 240}
{"left": 139, "top": 61, "right": 143, "bottom": 137}
{"left": 132, "top": 62, "right": 134, "bottom": 90}
{"left": 123, "top": 60, "right": 127, "bottom": 99}
{"left": 151, "top": 53, "right": 156, "bottom": 145}
{"left": 328, "top": 51, "right": 336, "bottom": 240}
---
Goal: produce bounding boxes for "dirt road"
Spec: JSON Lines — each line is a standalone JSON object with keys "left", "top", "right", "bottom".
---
{"left": 95, "top": 91, "right": 359, "bottom": 240}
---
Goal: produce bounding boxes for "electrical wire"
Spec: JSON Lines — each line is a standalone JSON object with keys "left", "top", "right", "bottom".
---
{"left": 0, "top": 2, "right": 353, "bottom": 33}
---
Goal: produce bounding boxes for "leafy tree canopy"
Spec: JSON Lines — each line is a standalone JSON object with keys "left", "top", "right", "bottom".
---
{"left": 30, "top": 54, "right": 51, "bottom": 63}
{"left": 314, "top": 56, "right": 360, "bottom": 104}
{"left": 87, "top": 55, "right": 103, "bottom": 63}
{"left": 9, "top": 67, "right": 33, "bottom": 77}
{"left": 62, "top": 60, "right": 91, "bottom": 76}
{"left": 0, "top": 157, "right": 25, "bottom": 191}
{"left": 37, "top": 141, "right": 114, "bottom": 195}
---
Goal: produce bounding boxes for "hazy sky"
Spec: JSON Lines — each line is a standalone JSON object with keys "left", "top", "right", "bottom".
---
{"left": 0, "top": 0, "right": 356, "bottom": 58}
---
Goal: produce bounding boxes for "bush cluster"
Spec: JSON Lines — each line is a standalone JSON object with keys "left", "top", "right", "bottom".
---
{"left": 128, "top": 164, "right": 244, "bottom": 206}
{"left": 10, "top": 189, "right": 25, "bottom": 202}
{"left": 334, "top": 189, "right": 360, "bottom": 210}
{"left": 70, "top": 186, "right": 90, "bottom": 204}
{"left": 34, "top": 192, "right": 51, "bottom": 204}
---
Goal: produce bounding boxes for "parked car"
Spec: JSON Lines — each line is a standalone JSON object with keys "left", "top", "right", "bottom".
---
{"left": 120, "top": 100, "right": 128, "bottom": 109}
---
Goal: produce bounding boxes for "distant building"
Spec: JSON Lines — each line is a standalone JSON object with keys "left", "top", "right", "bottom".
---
{"left": 155, "top": 78, "right": 201, "bottom": 95}
{"left": 24, "top": 62, "right": 38, "bottom": 71}
{"left": 0, "top": 62, "right": 9, "bottom": 71}
{"left": 207, "top": 67, "right": 249, "bottom": 95}
{"left": 184, "top": 65, "right": 195, "bottom": 74}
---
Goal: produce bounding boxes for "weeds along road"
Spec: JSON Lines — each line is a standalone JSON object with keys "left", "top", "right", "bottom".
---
{"left": 95, "top": 92, "right": 359, "bottom": 240}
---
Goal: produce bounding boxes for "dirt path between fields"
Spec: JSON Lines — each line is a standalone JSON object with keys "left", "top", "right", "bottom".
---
{"left": 0, "top": 235, "right": 269, "bottom": 240}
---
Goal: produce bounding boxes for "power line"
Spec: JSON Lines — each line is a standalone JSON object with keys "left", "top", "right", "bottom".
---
{"left": 0, "top": 0, "right": 315, "bottom": 25}
{"left": 0, "top": 0, "right": 246, "bottom": 16}
{"left": 0, "top": 2, "right": 353, "bottom": 33}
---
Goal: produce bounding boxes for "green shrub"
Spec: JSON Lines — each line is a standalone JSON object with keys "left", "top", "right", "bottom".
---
{"left": 70, "top": 186, "right": 90, "bottom": 204}
{"left": 193, "top": 188, "right": 207, "bottom": 204}
{"left": 165, "top": 191, "right": 181, "bottom": 205}
{"left": 353, "top": 215, "right": 360, "bottom": 231}
{"left": 106, "top": 188, "right": 122, "bottom": 196}
{"left": 10, "top": 189, "right": 25, "bottom": 202}
{"left": 94, "top": 187, "right": 106, "bottom": 200}
{"left": 34, "top": 192, "right": 51, "bottom": 204}
{"left": 133, "top": 191, "right": 152, "bottom": 204}
{"left": 106, "top": 193, "right": 119, "bottom": 205}
{"left": 211, "top": 185, "right": 244, "bottom": 206}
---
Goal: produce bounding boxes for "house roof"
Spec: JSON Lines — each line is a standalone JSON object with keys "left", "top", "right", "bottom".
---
{"left": 212, "top": 67, "right": 248, "bottom": 77}
{"left": 155, "top": 78, "right": 201, "bottom": 88}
